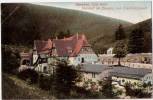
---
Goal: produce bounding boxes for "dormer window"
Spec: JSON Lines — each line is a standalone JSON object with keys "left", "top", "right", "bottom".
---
{"left": 68, "top": 49, "right": 73, "bottom": 53}
{"left": 67, "top": 47, "right": 73, "bottom": 53}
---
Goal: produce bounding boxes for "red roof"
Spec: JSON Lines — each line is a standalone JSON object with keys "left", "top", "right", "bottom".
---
{"left": 34, "top": 34, "right": 90, "bottom": 56}
{"left": 34, "top": 39, "right": 52, "bottom": 54}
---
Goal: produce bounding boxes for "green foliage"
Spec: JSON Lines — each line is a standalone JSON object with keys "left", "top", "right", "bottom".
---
{"left": 55, "top": 60, "right": 80, "bottom": 95}
{"left": 113, "top": 24, "right": 127, "bottom": 65}
{"left": 2, "top": 4, "right": 152, "bottom": 53}
{"left": 2, "top": 3, "right": 131, "bottom": 52}
{"left": 128, "top": 28, "right": 145, "bottom": 53}
{"left": 66, "top": 29, "right": 71, "bottom": 37}
{"left": 57, "top": 29, "right": 72, "bottom": 39}
{"left": 143, "top": 83, "right": 148, "bottom": 88}
{"left": 113, "top": 41, "right": 127, "bottom": 65}
{"left": 143, "top": 82, "right": 152, "bottom": 88}
{"left": 17, "top": 69, "right": 39, "bottom": 84}
{"left": 100, "top": 78, "right": 115, "bottom": 98}
{"left": 115, "top": 24, "right": 126, "bottom": 40}
{"left": 68, "top": 86, "right": 104, "bottom": 99}
{"left": 2, "top": 45, "right": 20, "bottom": 74}
{"left": 116, "top": 89, "right": 123, "bottom": 96}
{"left": 125, "top": 19, "right": 152, "bottom": 53}
{"left": 38, "top": 74, "right": 53, "bottom": 90}
{"left": 114, "top": 41, "right": 127, "bottom": 58}
{"left": 124, "top": 83, "right": 151, "bottom": 98}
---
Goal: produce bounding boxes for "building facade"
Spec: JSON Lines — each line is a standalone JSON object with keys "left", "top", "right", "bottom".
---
{"left": 78, "top": 64, "right": 152, "bottom": 90}
{"left": 32, "top": 33, "right": 98, "bottom": 72}
{"left": 141, "top": 73, "right": 153, "bottom": 85}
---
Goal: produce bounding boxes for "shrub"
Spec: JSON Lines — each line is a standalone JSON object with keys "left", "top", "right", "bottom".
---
{"left": 38, "top": 74, "right": 52, "bottom": 90}
{"left": 2, "top": 46, "right": 20, "bottom": 74}
{"left": 17, "top": 69, "right": 38, "bottom": 84}
{"left": 100, "top": 78, "right": 115, "bottom": 98}
{"left": 55, "top": 60, "right": 80, "bottom": 95}
{"left": 124, "top": 83, "right": 151, "bottom": 98}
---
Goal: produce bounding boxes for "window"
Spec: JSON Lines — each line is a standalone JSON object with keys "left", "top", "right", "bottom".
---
{"left": 68, "top": 49, "right": 73, "bottom": 53}
{"left": 43, "top": 66, "right": 47, "bottom": 73}
{"left": 81, "top": 58, "right": 84, "bottom": 63}
{"left": 22, "top": 60, "right": 30, "bottom": 65}
{"left": 40, "top": 58, "right": 47, "bottom": 63}
{"left": 22, "top": 60, "right": 27, "bottom": 65}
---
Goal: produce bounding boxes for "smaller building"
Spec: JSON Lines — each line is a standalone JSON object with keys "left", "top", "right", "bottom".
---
{"left": 141, "top": 73, "right": 153, "bottom": 85}
{"left": 79, "top": 64, "right": 152, "bottom": 88}
{"left": 19, "top": 52, "right": 33, "bottom": 72}
{"left": 80, "top": 64, "right": 110, "bottom": 82}
{"left": 107, "top": 47, "right": 113, "bottom": 54}
{"left": 109, "top": 66, "right": 152, "bottom": 86}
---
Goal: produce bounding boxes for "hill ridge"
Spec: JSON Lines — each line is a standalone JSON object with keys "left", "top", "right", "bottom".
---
{"left": 2, "top": 3, "right": 151, "bottom": 53}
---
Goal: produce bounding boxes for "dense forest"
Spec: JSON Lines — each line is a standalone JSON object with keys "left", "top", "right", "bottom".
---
{"left": 2, "top": 3, "right": 152, "bottom": 53}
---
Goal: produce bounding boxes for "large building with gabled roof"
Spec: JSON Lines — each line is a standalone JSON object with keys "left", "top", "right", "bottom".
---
{"left": 32, "top": 33, "right": 98, "bottom": 73}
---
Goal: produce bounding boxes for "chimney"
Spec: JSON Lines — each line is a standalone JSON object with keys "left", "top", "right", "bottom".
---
{"left": 77, "top": 32, "right": 78, "bottom": 40}
{"left": 82, "top": 34, "right": 85, "bottom": 40}
{"left": 56, "top": 36, "right": 58, "bottom": 40}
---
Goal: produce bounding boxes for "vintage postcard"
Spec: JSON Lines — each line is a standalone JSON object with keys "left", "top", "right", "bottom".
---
{"left": 1, "top": 1, "right": 152, "bottom": 99}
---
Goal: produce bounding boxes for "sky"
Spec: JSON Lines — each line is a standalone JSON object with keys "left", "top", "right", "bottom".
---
{"left": 32, "top": 1, "right": 151, "bottom": 24}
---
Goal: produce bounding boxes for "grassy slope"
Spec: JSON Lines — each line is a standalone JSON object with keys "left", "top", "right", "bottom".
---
{"left": 2, "top": 73, "right": 55, "bottom": 99}
{"left": 2, "top": 3, "right": 132, "bottom": 53}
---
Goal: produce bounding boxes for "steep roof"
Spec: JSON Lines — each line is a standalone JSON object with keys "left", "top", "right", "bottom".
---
{"left": 53, "top": 39, "right": 76, "bottom": 57}
{"left": 34, "top": 39, "right": 52, "bottom": 54}
{"left": 34, "top": 34, "right": 91, "bottom": 56}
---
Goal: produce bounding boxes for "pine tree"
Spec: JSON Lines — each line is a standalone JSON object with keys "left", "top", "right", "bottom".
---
{"left": 55, "top": 60, "right": 80, "bottom": 96}
{"left": 114, "top": 24, "right": 127, "bottom": 66}
{"left": 58, "top": 31, "right": 65, "bottom": 39}
{"left": 113, "top": 41, "right": 127, "bottom": 66}
{"left": 66, "top": 29, "right": 71, "bottom": 37}
{"left": 115, "top": 24, "right": 126, "bottom": 40}
{"left": 128, "top": 28, "right": 144, "bottom": 53}
{"left": 100, "top": 77, "right": 115, "bottom": 98}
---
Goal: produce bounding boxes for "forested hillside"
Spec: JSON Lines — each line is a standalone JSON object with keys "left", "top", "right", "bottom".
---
{"left": 2, "top": 3, "right": 151, "bottom": 53}
{"left": 2, "top": 3, "right": 132, "bottom": 51}
{"left": 125, "top": 19, "right": 152, "bottom": 53}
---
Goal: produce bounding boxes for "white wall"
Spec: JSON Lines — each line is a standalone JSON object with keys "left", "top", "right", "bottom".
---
{"left": 35, "top": 63, "right": 49, "bottom": 73}
{"left": 141, "top": 73, "right": 153, "bottom": 84}
{"left": 33, "top": 54, "right": 38, "bottom": 64}
{"left": 72, "top": 54, "right": 98, "bottom": 65}
{"left": 82, "top": 72, "right": 99, "bottom": 82}
{"left": 112, "top": 76, "right": 141, "bottom": 86}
